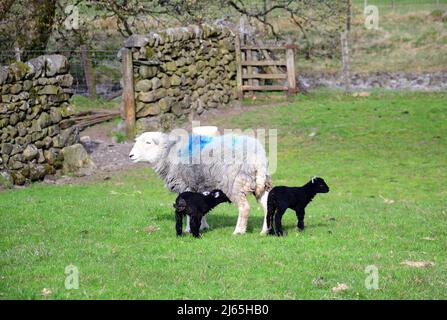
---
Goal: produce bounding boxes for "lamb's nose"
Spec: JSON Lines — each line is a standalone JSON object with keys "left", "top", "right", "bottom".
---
{"left": 129, "top": 154, "right": 134, "bottom": 158}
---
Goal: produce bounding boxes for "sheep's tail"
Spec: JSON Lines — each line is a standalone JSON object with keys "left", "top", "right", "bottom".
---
{"left": 254, "top": 168, "right": 272, "bottom": 200}
{"left": 173, "top": 198, "right": 187, "bottom": 212}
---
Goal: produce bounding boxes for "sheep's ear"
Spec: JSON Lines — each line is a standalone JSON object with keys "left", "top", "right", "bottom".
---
{"left": 152, "top": 137, "right": 159, "bottom": 145}
{"left": 311, "top": 176, "right": 317, "bottom": 183}
{"left": 214, "top": 191, "right": 220, "bottom": 198}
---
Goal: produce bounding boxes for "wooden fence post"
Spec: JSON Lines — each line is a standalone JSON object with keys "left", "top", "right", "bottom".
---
{"left": 340, "top": 31, "right": 351, "bottom": 93}
{"left": 80, "top": 45, "right": 97, "bottom": 99}
{"left": 286, "top": 41, "right": 297, "bottom": 96}
{"left": 235, "top": 33, "right": 243, "bottom": 100}
{"left": 122, "top": 48, "right": 136, "bottom": 139}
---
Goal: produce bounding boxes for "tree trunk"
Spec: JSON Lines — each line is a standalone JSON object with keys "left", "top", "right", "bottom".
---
{"left": 21, "top": 0, "right": 57, "bottom": 61}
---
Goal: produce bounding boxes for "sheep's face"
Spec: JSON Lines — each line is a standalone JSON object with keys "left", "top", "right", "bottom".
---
{"left": 311, "top": 177, "right": 330, "bottom": 193}
{"left": 210, "top": 189, "right": 231, "bottom": 204}
{"left": 129, "top": 132, "right": 167, "bottom": 164}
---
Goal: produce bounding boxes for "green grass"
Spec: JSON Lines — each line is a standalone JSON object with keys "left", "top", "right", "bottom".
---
{"left": 70, "top": 95, "right": 120, "bottom": 113}
{"left": 1, "top": 90, "right": 447, "bottom": 299}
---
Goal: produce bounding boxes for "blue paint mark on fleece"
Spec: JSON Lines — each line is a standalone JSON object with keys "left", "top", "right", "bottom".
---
{"left": 177, "top": 134, "right": 241, "bottom": 158}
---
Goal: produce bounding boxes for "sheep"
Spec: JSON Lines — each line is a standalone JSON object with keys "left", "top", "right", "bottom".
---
{"left": 266, "top": 177, "right": 330, "bottom": 236}
{"left": 129, "top": 131, "right": 272, "bottom": 235}
{"left": 174, "top": 189, "right": 231, "bottom": 238}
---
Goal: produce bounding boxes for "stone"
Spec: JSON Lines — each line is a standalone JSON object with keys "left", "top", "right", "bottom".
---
{"left": 45, "top": 55, "right": 69, "bottom": 77}
{"left": 0, "top": 67, "right": 9, "bottom": 85}
{"left": 154, "top": 88, "right": 167, "bottom": 100}
{"left": 56, "top": 74, "right": 74, "bottom": 87}
{"left": 9, "top": 62, "right": 30, "bottom": 81}
{"left": 39, "top": 85, "right": 59, "bottom": 95}
{"left": 136, "top": 117, "right": 161, "bottom": 133}
{"left": 60, "top": 104, "right": 75, "bottom": 117}
{"left": 29, "top": 164, "right": 47, "bottom": 181}
{"left": 135, "top": 79, "right": 152, "bottom": 92}
{"left": 170, "top": 74, "right": 182, "bottom": 86}
{"left": 197, "top": 78, "right": 206, "bottom": 88}
{"left": 44, "top": 148, "right": 61, "bottom": 166}
{"left": 161, "top": 76, "right": 171, "bottom": 89}
{"left": 165, "top": 61, "right": 177, "bottom": 72}
{"left": 137, "top": 103, "right": 160, "bottom": 117}
{"left": 151, "top": 77, "right": 162, "bottom": 90}
{"left": 12, "top": 171, "right": 26, "bottom": 185}
{"left": 158, "top": 97, "right": 173, "bottom": 113}
{"left": 49, "top": 107, "right": 62, "bottom": 123}
{"left": 23, "top": 144, "right": 39, "bottom": 161}
{"left": 124, "top": 34, "right": 150, "bottom": 48}
{"left": 139, "top": 66, "right": 158, "bottom": 79}
{"left": 1, "top": 143, "right": 13, "bottom": 155}
{"left": 10, "top": 83, "right": 22, "bottom": 94}
{"left": 61, "top": 144, "right": 96, "bottom": 177}
{"left": 138, "top": 91, "right": 157, "bottom": 103}
{"left": 171, "top": 104, "right": 183, "bottom": 117}
{"left": 26, "top": 56, "right": 46, "bottom": 78}
{"left": 0, "top": 171, "right": 13, "bottom": 189}
{"left": 37, "top": 112, "right": 51, "bottom": 129}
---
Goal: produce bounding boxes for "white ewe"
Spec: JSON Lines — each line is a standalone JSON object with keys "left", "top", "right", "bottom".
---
{"left": 129, "top": 131, "right": 272, "bottom": 234}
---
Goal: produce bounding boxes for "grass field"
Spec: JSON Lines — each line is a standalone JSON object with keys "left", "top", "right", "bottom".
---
{"left": 1, "top": 90, "right": 447, "bottom": 299}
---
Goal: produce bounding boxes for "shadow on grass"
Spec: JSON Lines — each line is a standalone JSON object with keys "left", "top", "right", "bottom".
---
{"left": 156, "top": 211, "right": 329, "bottom": 234}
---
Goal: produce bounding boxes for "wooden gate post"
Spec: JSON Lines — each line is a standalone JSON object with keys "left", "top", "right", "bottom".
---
{"left": 286, "top": 41, "right": 297, "bottom": 96}
{"left": 122, "top": 48, "right": 136, "bottom": 139}
{"left": 340, "top": 31, "right": 351, "bottom": 93}
{"left": 235, "top": 33, "right": 243, "bottom": 100}
{"left": 80, "top": 44, "right": 97, "bottom": 99}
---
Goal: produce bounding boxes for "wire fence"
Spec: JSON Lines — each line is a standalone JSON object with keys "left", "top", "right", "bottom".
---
{"left": 0, "top": 49, "right": 121, "bottom": 99}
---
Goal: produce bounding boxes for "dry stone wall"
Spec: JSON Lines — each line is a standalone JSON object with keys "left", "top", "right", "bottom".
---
{"left": 0, "top": 55, "right": 78, "bottom": 185}
{"left": 123, "top": 24, "right": 237, "bottom": 132}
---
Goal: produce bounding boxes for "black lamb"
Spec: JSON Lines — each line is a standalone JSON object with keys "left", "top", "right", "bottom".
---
{"left": 267, "top": 177, "right": 330, "bottom": 236}
{"left": 174, "top": 189, "right": 231, "bottom": 238}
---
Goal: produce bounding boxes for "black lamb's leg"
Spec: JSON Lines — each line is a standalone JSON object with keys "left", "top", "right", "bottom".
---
{"left": 190, "top": 213, "right": 201, "bottom": 238}
{"left": 267, "top": 205, "right": 276, "bottom": 235}
{"left": 296, "top": 208, "right": 305, "bottom": 231}
{"left": 274, "top": 207, "right": 287, "bottom": 236}
{"left": 175, "top": 211, "right": 183, "bottom": 236}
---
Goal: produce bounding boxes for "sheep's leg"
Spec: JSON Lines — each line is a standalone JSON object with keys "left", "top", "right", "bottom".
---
{"left": 200, "top": 215, "right": 210, "bottom": 230}
{"left": 267, "top": 207, "right": 276, "bottom": 235}
{"left": 233, "top": 195, "right": 250, "bottom": 235}
{"left": 259, "top": 191, "right": 270, "bottom": 235}
{"left": 295, "top": 208, "right": 305, "bottom": 231}
{"left": 175, "top": 211, "right": 183, "bottom": 237}
{"left": 185, "top": 215, "right": 191, "bottom": 233}
{"left": 274, "top": 207, "right": 287, "bottom": 236}
{"left": 190, "top": 213, "right": 202, "bottom": 238}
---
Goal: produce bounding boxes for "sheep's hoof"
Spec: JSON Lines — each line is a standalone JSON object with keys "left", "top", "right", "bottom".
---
{"left": 184, "top": 228, "right": 191, "bottom": 233}
{"left": 233, "top": 228, "right": 246, "bottom": 235}
{"left": 259, "top": 229, "right": 269, "bottom": 236}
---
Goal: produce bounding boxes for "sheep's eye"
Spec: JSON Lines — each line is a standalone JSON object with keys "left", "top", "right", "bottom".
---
{"left": 146, "top": 141, "right": 151, "bottom": 145}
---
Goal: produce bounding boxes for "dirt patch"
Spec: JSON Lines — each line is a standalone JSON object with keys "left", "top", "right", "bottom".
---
{"left": 401, "top": 260, "right": 435, "bottom": 268}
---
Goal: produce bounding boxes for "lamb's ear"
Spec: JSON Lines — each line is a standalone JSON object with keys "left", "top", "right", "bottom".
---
{"left": 214, "top": 191, "right": 220, "bottom": 198}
